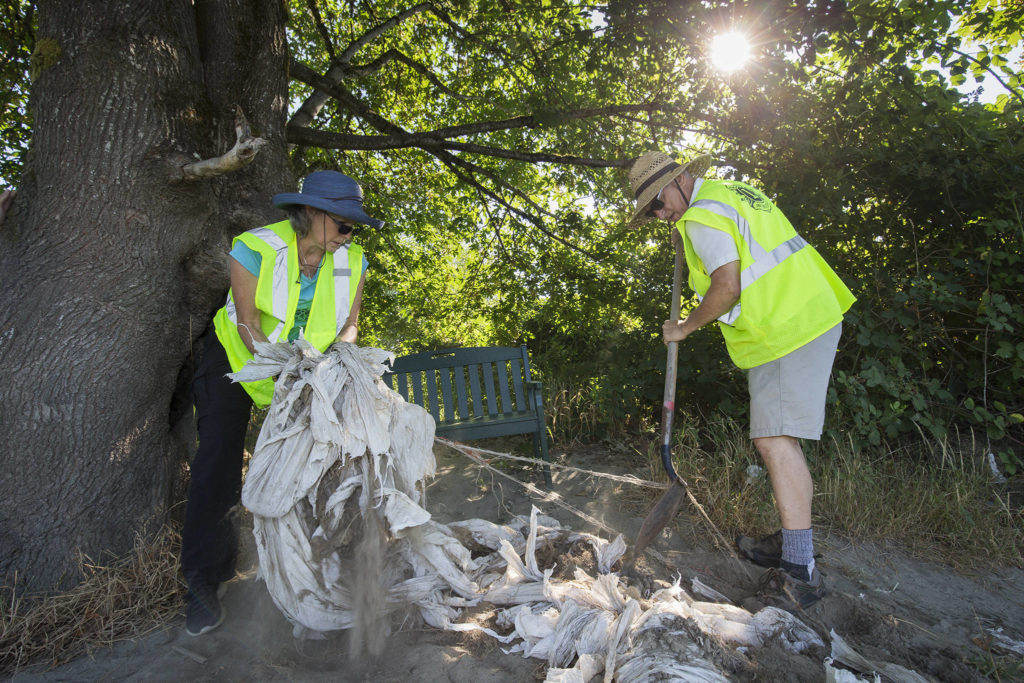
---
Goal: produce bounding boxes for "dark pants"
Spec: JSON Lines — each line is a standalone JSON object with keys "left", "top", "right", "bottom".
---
{"left": 180, "top": 332, "right": 253, "bottom": 588}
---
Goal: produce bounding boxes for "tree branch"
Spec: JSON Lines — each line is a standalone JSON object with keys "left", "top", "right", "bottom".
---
{"left": 288, "top": 3, "right": 432, "bottom": 129}
{"left": 286, "top": 123, "right": 626, "bottom": 167}
{"left": 947, "top": 45, "right": 1024, "bottom": 108}
{"left": 289, "top": 60, "right": 405, "bottom": 133}
{"left": 349, "top": 49, "right": 472, "bottom": 99}
{"left": 438, "top": 153, "right": 608, "bottom": 261}
{"left": 303, "top": 0, "right": 337, "bottom": 63}
{"left": 338, "top": 2, "right": 432, "bottom": 64}
{"left": 287, "top": 62, "right": 617, "bottom": 261}
{"left": 294, "top": 62, "right": 692, "bottom": 136}
{"left": 180, "top": 107, "right": 266, "bottom": 180}
{"left": 289, "top": 61, "right": 692, "bottom": 168}
{"left": 442, "top": 141, "right": 626, "bottom": 167}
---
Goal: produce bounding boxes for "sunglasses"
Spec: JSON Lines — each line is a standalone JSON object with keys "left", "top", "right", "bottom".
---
{"left": 327, "top": 214, "right": 360, "bottom": 236}
{"left": 645, "top": 184, "right": 669, "bottom": 218}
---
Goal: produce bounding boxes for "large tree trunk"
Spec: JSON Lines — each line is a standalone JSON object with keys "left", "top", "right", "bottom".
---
{"left": 0, "top": 0, "right": 290, "bottom": 591}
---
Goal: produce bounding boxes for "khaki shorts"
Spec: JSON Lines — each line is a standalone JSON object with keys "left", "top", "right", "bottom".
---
{"left": 748, "top": 323, "right": 841, "bottom": 440}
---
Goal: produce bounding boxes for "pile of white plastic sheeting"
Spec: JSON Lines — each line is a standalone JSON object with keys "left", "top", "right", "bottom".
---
{"left": 462, "top": 508, "right": 824, "bottom": 681}
{"left": 232, "top": 340, "right": 825, "bottom": 676}
{"left": 234, "top": 339, "right": 477, "bottom": 637}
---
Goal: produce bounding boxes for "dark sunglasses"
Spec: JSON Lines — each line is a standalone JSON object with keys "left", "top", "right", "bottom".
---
{"left": 327, "top": 214, "right": 361, "bottom": 236}
{"left": 644, "top": 184, "right": 670, "bottom": 218}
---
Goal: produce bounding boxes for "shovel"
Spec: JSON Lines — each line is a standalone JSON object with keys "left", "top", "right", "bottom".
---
{"left": 631, "top": 244, "right": 688, "bottom": 561}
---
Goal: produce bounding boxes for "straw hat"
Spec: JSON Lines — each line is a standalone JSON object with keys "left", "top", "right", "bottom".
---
{"left": 629, "top": 151, "right": 712, "bottom": 224}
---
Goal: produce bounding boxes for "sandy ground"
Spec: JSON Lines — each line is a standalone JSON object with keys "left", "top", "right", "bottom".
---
{"left": 10, "top": 441, "right": 1024, "bottom": 682}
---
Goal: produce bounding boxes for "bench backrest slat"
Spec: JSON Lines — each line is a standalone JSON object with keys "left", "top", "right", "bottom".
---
{"left": 413, "top": 370, "right": 425, "bottom": 408}
{"left": 509, "top": 357, "right": 525, "bottom": 410}
{"left": 496, "top": 361, "right": 513, "bottom": 413}
{"left": 468, "top": 363, "right": 484, "bottom": 417}
{"left": 482, "top": 362, "right": 498, "bottom": 416}
{"left": 454, "top": 367, "right": 469, "bottom": 419}
{"left": 425, "top": 370, "right": 439, "bottom": 420}
{"left": 439, "top": 368, "right": 455, "bottom": 422}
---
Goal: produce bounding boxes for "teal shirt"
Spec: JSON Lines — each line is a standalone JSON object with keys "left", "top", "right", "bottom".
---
{"left": 230, "top": 242, "right": 368, "bottom": 341}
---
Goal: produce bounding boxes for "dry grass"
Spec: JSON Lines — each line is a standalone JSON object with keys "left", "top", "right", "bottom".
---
{"left": 636, "top": 416, "right": 1024, "bottom": 569}
{"left": 2, "top": 409, "right": 1019, "bottom": 677}
{"left": 546, "top": 382, "right": 604, "bottom": 447}
{"left": 0, "top": 526, "right": 184, "bottom": 676}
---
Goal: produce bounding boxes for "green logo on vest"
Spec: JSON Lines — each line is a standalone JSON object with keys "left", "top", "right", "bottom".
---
{"left": 729, "top": 185, "right": 772, "bottom": 212}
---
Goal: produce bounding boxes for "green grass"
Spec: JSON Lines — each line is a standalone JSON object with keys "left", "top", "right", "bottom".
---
{"left": 618, "top": 414, "right": 1024, "bottom": 569}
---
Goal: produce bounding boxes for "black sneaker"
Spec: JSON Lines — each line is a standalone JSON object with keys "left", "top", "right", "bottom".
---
{"left": 185, "top": 581, "right": 226, "bottom": 636}
{"left": 757, "top": 566, "right": 827, "bottom": 610}
{"left": 736, "top": 530, "right": 783, "bottom": 567}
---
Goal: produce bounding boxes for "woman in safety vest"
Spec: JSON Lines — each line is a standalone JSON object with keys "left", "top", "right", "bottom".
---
{"left": 180, "top": 170, "right": 382, "bottom": 636}
{"left": 630, "top": 150, "right": 855, "bottom": 612}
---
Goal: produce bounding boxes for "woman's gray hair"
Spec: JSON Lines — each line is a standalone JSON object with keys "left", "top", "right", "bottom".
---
{"left": 285, "top": 205, "right": 313, "bottom": 238}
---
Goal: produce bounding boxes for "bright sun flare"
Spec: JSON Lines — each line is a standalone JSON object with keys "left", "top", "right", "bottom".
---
{"left": 710, "top": 31, "right": 751, "bottom": 73}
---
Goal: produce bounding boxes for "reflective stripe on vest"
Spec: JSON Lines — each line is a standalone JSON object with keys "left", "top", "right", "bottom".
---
{"left": 688, "top": 198, "right": 809, "bottom": 326}
{"left": 333, "top": 260, "right": 352, "bottom": 335}
{"left": 223, "top": 227, "right": 289, "bottom": 342}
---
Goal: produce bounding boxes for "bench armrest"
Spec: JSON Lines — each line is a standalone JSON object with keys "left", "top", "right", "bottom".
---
{"left": 525, "top": 380, "right": 544, "bottom": 407}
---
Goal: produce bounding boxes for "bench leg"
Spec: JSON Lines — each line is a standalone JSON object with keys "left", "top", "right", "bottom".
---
{"left": 534, "top": 415, "right": 552, "bottom": 488}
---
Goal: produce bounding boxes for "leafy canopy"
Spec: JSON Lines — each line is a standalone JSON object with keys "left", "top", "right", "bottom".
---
{"left": 3, "top": 0, "right": 1021, "bottom": 465}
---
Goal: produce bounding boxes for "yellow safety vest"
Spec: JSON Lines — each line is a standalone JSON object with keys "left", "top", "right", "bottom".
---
{"left": 212, "top": 220, "right": 364, "bottom": 406}
{"left": 678, "top": 179, "right": 855, "bottom": 368}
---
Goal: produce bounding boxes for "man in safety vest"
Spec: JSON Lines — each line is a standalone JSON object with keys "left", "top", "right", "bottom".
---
{"left": 629, "top": 150, "right": 855, "bottom": 609}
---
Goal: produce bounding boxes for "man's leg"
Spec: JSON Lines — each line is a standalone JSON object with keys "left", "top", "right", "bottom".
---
{"left": 753, "top": 435, "right": 811, "bottom": 529}
{"left": 753, "top": 435, "right": 815, "bottom": 580}
{"left": 740, "top": 324, "right": 841, "bottom": 606}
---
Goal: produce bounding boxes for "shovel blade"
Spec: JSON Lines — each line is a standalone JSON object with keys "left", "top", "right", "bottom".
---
{"left": 633, "top": 480, "right": 687, "bottom": 559}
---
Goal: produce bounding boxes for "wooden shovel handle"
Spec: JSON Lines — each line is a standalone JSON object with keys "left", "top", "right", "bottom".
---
{"left": 660, "top": 243, "right": 684, "bottom": 479}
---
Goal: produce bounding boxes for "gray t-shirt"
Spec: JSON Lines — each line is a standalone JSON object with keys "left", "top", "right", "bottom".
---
{"left": 684, "top": 178, "right": 739, "bottom": 275}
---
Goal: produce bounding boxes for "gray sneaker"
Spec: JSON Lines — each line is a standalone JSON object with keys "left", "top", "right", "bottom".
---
{"left": 757, "top": 566, "right": 827, "bottom": 610}
{"left": 736, "top": 530, "right": 783, "bottom": 568}
{"left": 185, "top": 582, "right": 226, "bottom": 636}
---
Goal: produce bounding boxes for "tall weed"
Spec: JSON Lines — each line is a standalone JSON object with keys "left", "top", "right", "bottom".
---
{"left": 639, "top": 414, "right": 1023, "bottom": 568}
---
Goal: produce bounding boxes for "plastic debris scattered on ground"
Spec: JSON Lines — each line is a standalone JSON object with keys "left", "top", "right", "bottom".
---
{"left": 233, "top": 340, "right": 929, "bottom": 680}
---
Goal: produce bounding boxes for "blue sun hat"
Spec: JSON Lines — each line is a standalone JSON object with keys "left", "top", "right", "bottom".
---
{"left": 272, "top": 170, "right": 384, "bottom": 229}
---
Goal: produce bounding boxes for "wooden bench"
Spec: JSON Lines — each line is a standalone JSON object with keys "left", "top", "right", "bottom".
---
{"left": 383, "top": 345, "right": 551, "bottom": 486}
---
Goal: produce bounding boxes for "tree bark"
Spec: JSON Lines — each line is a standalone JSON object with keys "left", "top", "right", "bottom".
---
{"left": 0, "top": 0, "right": 290, "bottom": 591}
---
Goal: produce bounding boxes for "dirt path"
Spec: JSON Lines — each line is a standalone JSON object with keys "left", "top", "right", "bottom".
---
{"left": 11, "top": 442, "right": 1024, "bottom": 681}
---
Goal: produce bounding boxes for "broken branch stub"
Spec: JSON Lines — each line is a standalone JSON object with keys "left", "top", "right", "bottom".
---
{"left": 181, "top": 106, "right": 267, "bottom": 180}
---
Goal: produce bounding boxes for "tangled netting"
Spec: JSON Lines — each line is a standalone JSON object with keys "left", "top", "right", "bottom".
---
{"left": 232, "top": 340, "right": 828, "bottom": 681}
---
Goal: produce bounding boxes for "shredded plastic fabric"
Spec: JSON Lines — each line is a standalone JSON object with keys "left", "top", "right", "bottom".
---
{"left": 233, "top": 341, "right": 911, "bottom": 679}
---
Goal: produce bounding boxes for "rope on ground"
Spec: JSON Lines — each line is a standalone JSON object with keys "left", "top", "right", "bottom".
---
{"left": 433, "top": 438, "right": 669, "bottom": 489}
{"left": 436, "top": 437, "right": 754, "bottom": 580}
{"left": 680, "top": 483, "right": 755, "bottom": 581}
{"left": 436, "top": 437, "right": 667, "bottom": 564}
